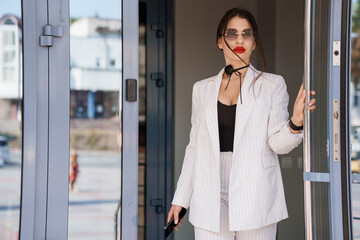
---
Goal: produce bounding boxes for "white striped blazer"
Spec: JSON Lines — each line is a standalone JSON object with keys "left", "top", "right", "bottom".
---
{"left": 171, "top": 64, "right": 303, "bottom": 232}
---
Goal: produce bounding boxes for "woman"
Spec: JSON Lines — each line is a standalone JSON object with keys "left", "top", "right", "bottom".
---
{"left": 167, "top": 8, "right": 316, "bottom": 240}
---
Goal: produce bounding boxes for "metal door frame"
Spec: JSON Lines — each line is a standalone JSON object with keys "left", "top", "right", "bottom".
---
{"left": 328, "top": 0, "right": 345, "bottom": 239}
{"left": 143, "top": 0, "right": 175, "bottom": 238}
{"left": 20, "top": 0, "right": 52, "bottom": 238}
{"left": 121, "top": 0, "right": 139, "bottom": 238}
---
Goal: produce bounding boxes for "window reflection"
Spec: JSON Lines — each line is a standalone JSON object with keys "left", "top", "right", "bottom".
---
{"left": 351, "top": 2, "right": 360, "bottom": 238}
{"left": 68, "top": 2, "right": 122, "bottom": 239}
{"left": 0, "top": 10, "right": 23, "bottom": 240}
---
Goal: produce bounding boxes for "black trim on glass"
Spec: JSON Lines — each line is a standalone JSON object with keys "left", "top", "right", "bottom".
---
{"left": 165, "top": 0, "right": 175, "bottom": 238}
{"left": 341, "top": 0, "right": 353, "bottom": 239}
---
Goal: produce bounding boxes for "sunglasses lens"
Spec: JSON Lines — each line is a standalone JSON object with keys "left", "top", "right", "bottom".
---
{"left": 224, "top": 29, "right": 254, "bottom": 41}
{"left": 242, "top": 29, "right": 254, "bottom": 40}
{"left": 224, "top": 29, "right": 237, "bottom": 41}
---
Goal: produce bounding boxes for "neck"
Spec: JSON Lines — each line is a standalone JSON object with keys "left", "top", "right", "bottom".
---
{"left": 225, "top": 59, "right": 250, "bottom": 69}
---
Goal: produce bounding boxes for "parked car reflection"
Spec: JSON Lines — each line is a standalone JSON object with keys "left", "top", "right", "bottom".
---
{"left": 0, "top": 136, "right": 10, "bottom": 167}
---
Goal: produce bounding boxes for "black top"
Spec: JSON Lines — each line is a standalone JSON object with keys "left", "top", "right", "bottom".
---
{"left": 217, "top": 100, "right": 236, "bottom": 152}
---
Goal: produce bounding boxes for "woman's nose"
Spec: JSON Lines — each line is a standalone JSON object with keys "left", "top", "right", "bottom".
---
{"left": 236, "top": 35, "right": 244, "bottom": 44}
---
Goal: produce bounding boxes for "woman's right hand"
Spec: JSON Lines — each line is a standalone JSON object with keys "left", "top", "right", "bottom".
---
{"left": 167, "top": 204, "right": 184, "bottom": 231}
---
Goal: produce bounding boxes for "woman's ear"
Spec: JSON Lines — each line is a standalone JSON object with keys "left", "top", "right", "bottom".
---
{"left": 217, "top": 38, "right": 223, "bottom": 50}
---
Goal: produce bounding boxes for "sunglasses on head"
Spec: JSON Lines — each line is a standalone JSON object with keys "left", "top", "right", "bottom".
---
{"left": 222, "top": 28, "right": 255, "bottom": 41}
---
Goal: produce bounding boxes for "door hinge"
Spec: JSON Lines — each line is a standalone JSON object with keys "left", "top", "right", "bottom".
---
{"left": 150, "top": 199, "right": 163, "bottom": 213}
{"left": 151, "top": 72, "right": 164, "bottom": 87}
{"left": 39, "top": 25, "right": 63, "bottom": 47}
{"left": 151, "top": 24, "right": 165, "bottom": 38}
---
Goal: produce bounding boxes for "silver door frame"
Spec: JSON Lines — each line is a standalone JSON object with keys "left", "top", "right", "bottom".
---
{"left": 20, "top": 0, "right": 51, "bottom": 238}
{"left": 328, "top": 0, "right": 344, "bottom": 239}
{"left": 121, "top": 0, "right": 139, "bottom": 239}
{"left": 46, "top": 0, "right": 70, "bottom": 237}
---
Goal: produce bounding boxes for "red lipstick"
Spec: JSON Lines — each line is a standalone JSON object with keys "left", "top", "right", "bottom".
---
{"left": 233, "top": 46, "right": 245, "bottom": 53}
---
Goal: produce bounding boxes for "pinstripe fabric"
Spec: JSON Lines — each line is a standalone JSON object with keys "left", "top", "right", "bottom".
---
{"left": 195, "top": 152, "right": 277, "bottom": 240}
{"left": 172, "top": 65, "right": 303, "bottom": 233}
{"left": 195, "top": 222, "right": 277, "bottom": 240}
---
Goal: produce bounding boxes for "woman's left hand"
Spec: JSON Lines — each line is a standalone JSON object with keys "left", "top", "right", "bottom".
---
{"left": 291, "top": 83, "right": 316, "bottom": 127}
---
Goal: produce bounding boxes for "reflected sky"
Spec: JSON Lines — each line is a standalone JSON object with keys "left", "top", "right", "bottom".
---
{"left": 0, "top": 2, "right": 21, "bottom": 17}
{"left": 0, "top": 0, "right": 121, "bottom": 19}
{"left": 70, "top": 0, "right": 121, "bottom": 19}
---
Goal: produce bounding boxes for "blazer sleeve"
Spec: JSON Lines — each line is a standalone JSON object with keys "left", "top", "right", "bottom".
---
{"left": 171, "top": 82, "right": 200, "bottom": 208}
{"left": 267, "top": 76, "right": 303, "bottom": 155}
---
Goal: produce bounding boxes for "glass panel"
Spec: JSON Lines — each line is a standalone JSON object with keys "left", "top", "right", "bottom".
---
{"left": 352, "top": 184, "right": 360, "bottom": 238}
{"left": 351, "top": 1, "right": 360, "bottom": 238}
{"left": 311, "top": 182, "right": 330, "bottom": 239}
{"left": 68, "top": 1, "right": 122, "bottom": 239}
{"left": 310, "top": 0, "right": 330, "bottom": 173}
{"left": 0, "top": 2, "right": 23, "bottom": 239}
{"left": 138, "top": 4, "right": 146, "bottom": 240}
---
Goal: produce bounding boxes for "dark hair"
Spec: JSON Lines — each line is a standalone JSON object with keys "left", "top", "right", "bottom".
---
{"left": 216, "top": 8, "right": 265, "bottom": 90}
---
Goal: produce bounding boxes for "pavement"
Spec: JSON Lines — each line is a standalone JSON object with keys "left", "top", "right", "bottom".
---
{"left": 0, "top": 150, "right": 132, "bottom": 240}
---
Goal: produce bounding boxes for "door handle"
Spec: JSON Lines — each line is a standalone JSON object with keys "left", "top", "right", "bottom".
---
{"left": 303, "top": 0, "right": 313, "bottom": 239}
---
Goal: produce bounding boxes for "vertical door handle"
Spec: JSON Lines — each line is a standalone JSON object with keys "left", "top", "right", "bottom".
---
{"left": 303, "top": 0, "right": 313, "bottom": 239}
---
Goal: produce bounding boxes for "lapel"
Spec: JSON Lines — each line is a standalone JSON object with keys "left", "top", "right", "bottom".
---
{"left": 204, "top": 64, "right": 263, "bottom": 162}
{"left": 233, "top": 64, "right": 263, "bottom": 152}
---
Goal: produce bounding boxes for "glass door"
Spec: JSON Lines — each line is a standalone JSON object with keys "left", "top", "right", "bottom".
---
{"left": 65, "top": 0, "right": 139, "bottom": 239}
{"left": 303, "top": 0, "right": 344, "bottom": 239}
{"left": 1, "top": 0, "right": 138, "bottom": 239}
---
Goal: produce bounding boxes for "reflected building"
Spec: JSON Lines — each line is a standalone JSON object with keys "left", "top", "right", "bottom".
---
{"left": 351, "top": 31, "right": 360, "bottom": 162}
{"left": 0, "top": 15, "right": 22, "bottom": 119}
{"left": 0, "top": 14, "right": 22, "bottom": 147}
{"left": 70, "top": 17, "right": 121, "bottom": 119}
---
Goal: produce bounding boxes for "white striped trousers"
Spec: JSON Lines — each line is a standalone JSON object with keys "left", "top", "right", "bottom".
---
{"left": 194, "top": 152, "right": 277, "bottom": 240}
